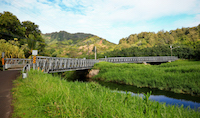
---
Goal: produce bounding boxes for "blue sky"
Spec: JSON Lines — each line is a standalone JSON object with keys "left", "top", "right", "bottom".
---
{"left": 0, "top": 0, "right": 200, "bottom": 44}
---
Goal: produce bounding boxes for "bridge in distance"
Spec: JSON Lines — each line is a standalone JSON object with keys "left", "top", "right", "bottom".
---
{"left": 4, "top": 56, "right": 178, "bottom": 73}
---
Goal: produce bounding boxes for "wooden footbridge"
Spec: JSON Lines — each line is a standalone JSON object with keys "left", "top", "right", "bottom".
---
{"left": 3, "top": 56, "right": 178, "bottom": 73}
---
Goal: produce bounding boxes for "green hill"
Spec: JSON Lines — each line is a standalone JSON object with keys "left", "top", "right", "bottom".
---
{"left": 42, "top": 31, "right": 116, "bottom": 58}
{"left": 42, "top": 24, "right": 200, "bottom": 59}
{"left": 119, "top": 24, "right": 200, "bottom": 48}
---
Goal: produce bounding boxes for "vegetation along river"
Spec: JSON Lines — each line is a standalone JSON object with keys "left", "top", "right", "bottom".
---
{"left": 94, "top": 80, "right": 200, "bottom": 110}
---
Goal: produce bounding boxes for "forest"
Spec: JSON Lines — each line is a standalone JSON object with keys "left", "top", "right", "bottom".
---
{"left": 0, "top": 11, "right": 46, "bottom": 59}
{"left": 106, "top": 24, "right": 200, "bottom": 60}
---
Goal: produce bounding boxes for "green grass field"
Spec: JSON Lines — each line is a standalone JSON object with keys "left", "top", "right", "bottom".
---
{"left": 92, "top": 60, "right": 200, "bottom": 95}
{"left": 11, "top": 70, "right": 200, "bottom": 117}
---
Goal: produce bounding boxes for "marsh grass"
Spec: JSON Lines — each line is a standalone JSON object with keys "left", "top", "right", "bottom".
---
{"left": 93, "top": 60, "right": 200, "bottom": 95}
{"left": 12, "top": 70, "right": 200, "bottom": 117}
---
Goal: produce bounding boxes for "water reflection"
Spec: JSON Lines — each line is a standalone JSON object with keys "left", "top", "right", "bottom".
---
{"left": 96, "top": 80, "right": 200, "bottom": 109}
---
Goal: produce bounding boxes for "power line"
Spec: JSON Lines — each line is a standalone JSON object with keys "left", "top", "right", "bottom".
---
{"left": 7, "top": 0, "right": 63, "bottom": 33}
{"left": 0, "top": 32, "right": 45, "bottom": 43}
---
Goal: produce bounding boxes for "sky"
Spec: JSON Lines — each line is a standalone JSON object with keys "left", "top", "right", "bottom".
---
{"left": 0, "top": 0, "right": 200, "bottom": 44}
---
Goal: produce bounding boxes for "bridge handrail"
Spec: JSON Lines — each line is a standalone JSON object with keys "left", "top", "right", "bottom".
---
{"left": 4, "top": 58, "right": 33, "bottom": 69}
{"left": 4, "top": 58, "right": 32, "bottom": 63}
{"left": 36, "top": 56, "right": 99, "bottom": 73}
{"left": 4, "top": 56, "right": 178, "bottom": 73}
{"left": 99, "top": 56, "right": 178, "bottom": 63}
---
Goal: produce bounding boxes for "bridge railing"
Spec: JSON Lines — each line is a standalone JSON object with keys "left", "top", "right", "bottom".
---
{"left": 4, "top": 56, "right": 178, "bottom": 73}
{"left": 4, "top": 58, "right": 32, "bottom": 69}
{"left": 36, "top": 56, "right": 99, "bottom": 73}
{"left": 99, "top": 56, "right": 178, "bottom": 63}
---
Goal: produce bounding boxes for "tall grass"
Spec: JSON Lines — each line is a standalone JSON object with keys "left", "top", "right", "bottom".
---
{"left": 12, "top": 70, "right": 200, "bottom": 117}
{"left": 93, "top": 60, "right": 200, "bottom": 95}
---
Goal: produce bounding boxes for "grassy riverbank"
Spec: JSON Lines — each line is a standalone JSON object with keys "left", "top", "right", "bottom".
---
{"left": 12, "top": 70, "right": 200, "bottom": 117}
{"left": 92, "top": 60, "right": 200, "bottom": 95}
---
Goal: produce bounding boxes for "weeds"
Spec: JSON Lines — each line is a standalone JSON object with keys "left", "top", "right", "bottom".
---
{"left": 12, "top": 70, "right": 200, "bottom": 117}
{"left": 93, "top": 60, "right": 200, "bottom": 95}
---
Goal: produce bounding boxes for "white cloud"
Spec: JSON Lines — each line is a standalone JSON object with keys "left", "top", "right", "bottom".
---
{"left": 0, "top": 0, "right": 200, "bottom": 44}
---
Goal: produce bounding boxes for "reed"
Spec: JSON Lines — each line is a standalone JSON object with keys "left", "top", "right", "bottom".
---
{"left": 11, "top": 70, "right": 200, "bottom": 117}
{"left": 93, "top": 60, "right": 200, "bottom": 95}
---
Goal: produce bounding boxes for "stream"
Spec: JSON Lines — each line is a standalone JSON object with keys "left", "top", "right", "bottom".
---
{"left": 95, "top": 80, "right": 200, "bottom": 109}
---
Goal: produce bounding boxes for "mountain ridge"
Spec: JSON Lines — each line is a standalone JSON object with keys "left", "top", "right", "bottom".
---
{"left": 42, "top": 24, "right": 200, "bottom": 59}
{"left": 42, "top": 31, "right": 116, "bottom": 58}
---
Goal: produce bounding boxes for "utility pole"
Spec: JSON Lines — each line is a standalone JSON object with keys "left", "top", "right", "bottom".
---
{"left": 170, "top": 45, "right": 172, "bottom": 56}
{"left": 170, "top": 45, "right": 180, "bottom": 56}
{"left": 95, "top": 46, "right": 96, "bottom": 60}
{"left": 87, "top": 41, "right": 90, "bottom": 59}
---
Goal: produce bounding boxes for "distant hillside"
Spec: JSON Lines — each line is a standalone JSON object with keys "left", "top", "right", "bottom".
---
{"left": 43, "top": 31, "right": 94, "bottom": 44}
{"left": 98, "top": 24, "right": 200, "bottom": 60}
{"left": 42, "top": 24, "right": 200, "bottom": 59}
{"left": 119, "top": 24, "right": 200, "bottom": 48}
{"left": 42, "top": 31, "right": 116, "bottom": 58}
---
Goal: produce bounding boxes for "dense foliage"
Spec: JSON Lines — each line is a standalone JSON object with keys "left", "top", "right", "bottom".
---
{"left": 119, "top": 25, "right": 200, "bottom": 47}
{"left": 0, "top": 39, "right": 26, "bottom": 70}
{"left": 111, "top": 25, "right": 200, "bottom": 60}
{"left": 0, "top": 11, "right": 46, "bottom": 58}
{"left": 44, "top": 31, "right": 94, "bottom": 44}
{"left": 96, "top": 44, "right": 200, "bottom": 60}
{"left": 93, "top": 60, "right": 200, "bottom": 95}
{"left": 12, "top": 70, "right": 200, "bottom": 117}
{"left": 0, "top": 39, "right": 25, "bottom": 58}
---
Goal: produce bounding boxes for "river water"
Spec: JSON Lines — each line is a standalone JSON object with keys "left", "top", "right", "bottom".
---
{"left": 95, "top": 80, "right": 200, "bottom": 109}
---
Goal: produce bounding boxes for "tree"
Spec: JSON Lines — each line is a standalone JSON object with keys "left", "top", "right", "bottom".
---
{"left": 127, "top": 34, "right": 138, "bottom": 44}
{"left": 176, "top": 28, "right": 184, "bottom": 37}
{"left": 187, "top": 29, "right": 198, "bottom": 43}
{"left": 157, "top": 30, "right": 165, "bottom": 39}
{"left": 22, "top": 21, "right": 46, "bottom": 57}
{"left": 119, "top": 38, "right": 127, "bottom": 44}
{"left": 148, "top": 36, "right": 155, "bottom": 46}
{"left": 0, "top": 11, "right": 25, "bottom": 41}
{"left": 164, "top": 32, "right": 174, "bottom": 44}
{"left": 197, "top": 24, "right": 200, "bottom": 39}
{"left": 0, "top": 39, "right": 25, "bottom": 59}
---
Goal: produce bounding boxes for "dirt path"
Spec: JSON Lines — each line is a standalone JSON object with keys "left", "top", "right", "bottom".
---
{"left": 0, "top": 70, "right": 20, "bottom": 118}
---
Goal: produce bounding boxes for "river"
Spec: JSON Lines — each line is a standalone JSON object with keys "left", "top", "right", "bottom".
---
{"left": 95, "top": 80, "right": 200, "bottom": 109}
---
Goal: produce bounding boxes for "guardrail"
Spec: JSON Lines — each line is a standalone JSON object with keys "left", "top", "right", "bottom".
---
{"left": 36, "top": 56, "right": 99, "bottom": 73}
{"left": 99, "top": 56, "right": 178, "bottom": 63}
{"left": 4, "top": 58, "right": 32, "bottom": 69}
{"left": 4, "top": 56, "right": 178, "bottom": 74}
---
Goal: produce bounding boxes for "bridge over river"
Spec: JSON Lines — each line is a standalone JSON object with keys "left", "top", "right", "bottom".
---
{"left": 3, "top": 56, "right": 178, "bottom": 73}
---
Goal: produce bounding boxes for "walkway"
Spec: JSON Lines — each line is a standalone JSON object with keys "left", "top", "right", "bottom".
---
{"left": 0, "top": 70, "right": 20, "bottom": 118}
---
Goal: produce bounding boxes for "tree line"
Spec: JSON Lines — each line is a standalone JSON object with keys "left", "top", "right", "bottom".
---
{"left": 0, "top": 11, "right": 46, "bottom": 58}
{"left": 119, "top": 25, "right": 200, "bottom": 48}
{"left": 95, "top": 45, "right": 200, "bottom": 60}
{"left": 95, "top": 24, "right": 200, "bottom": 60}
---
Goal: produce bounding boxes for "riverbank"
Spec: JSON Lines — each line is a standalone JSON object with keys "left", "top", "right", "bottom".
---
{"left": 92, "top": 60, "right": 200, "bottom": 96}
{"left": 12, "top": 70, "right": 200, "bottom": 117}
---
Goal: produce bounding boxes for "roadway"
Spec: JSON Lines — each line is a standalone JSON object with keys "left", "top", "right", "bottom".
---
{"left": 0, "top": 70, "right": 20, "bottom": 118}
